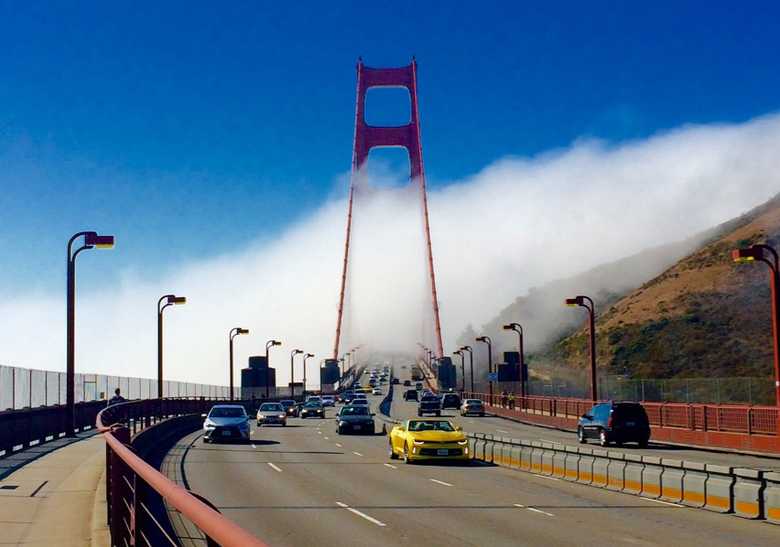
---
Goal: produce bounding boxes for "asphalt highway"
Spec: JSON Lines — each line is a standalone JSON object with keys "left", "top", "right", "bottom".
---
{"left": 167, "top": 367, "right": 780, "bottom": 546}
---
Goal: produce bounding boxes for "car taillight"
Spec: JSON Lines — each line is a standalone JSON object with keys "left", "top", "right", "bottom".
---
{"left": 607, "top": 415, "right": 613, "bottom": 428}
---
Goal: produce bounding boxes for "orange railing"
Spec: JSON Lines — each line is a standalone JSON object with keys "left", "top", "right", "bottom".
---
{"left": 97, "top": 399, "right": 266, "bottom": 547}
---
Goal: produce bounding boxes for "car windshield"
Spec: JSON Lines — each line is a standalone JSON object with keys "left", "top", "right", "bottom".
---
{"left": 259, "top": 403, "right": 283, "bottom": 412}
{"left": 351, "top": 400, "right": 369, "bottom": 405}
{"left": 280, "top": 400, "right": 295, "bottom": 406}
{"left": 209, "top": 407, "right": 245, "bottom": 418}
{"left": 408, "top": 420, "right": 456, "bottom": 432}
{"left": 304, "top": 402, "right": 322, "bottom": 408}
{"left": 340, "top": 406, "right": 369, "bottom": 416}
{"left": 466, "top": 400, "right": 483, "bottom": 405}
{"left": 421, "top": 396, "right": 438, "bottom": 402}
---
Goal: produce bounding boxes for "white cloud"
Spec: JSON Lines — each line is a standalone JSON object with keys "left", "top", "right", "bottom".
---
{"left": 2, "top": 114, "right": 779, "bottom": 387}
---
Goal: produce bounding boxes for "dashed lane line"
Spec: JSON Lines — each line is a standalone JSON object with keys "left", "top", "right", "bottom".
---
{"left": 532, "top": 474, "right": 560, "bottom": 481}
{"left": 642, "top": 498, "right": 682, "bottom": 507}
{"left": 267, "top": 462, "right": 283, "bottom": 473}
{"left": 383, "top": 463, "right": 397, "bottom": 469}
{"left": 429, "top": 478, "right": 453, "bottom": 487}
{"left": 527, "top": 507, "right": 555, "bottom": 517}
{"left": 335, "top": 443, "right": 343, "bottom": 448}
{"left": 352, "top": 451, "right": 363, "bottom": 457}
{"left": 496, "top": 429, "right": 510, "bottom": 434}
{"left": 335, "top": 501, "right": 387, "bottom": 527}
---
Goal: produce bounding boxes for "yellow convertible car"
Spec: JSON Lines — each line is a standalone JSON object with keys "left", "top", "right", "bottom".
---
{"left": 388, "top": 418, "right": 469, "bottom": 463}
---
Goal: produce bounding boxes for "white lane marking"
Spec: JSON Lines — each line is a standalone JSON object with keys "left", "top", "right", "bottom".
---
{"left": 352, "top": 451, "right": 363, "bottom": 457}
{"left": 335, "top": 443, "right": 343, "bottom": 448}
{"left": 527, "top": 507, "right": 554, "bottom": 517}
{"left": 513, "top": 503, "right": 525, "bottom": 508}
{"left": 496, "top": 429, "right": 510, "bottom": 434}
{"left": 335, "top": 501, "right": 387, "bottom": 527}
{"left": 317, "top": 431, "right": 322, "bottom": 435}
{"left": 429, "top": 478, "right": 453, "bottom": 487}
{"left": 267, "top": 463, "right": 282, "bottom": 473}
{"left": 384, "top": 463, "right": 397, "bottom": 469}
{"left": 532, "top": 474, "right": 560, "bottom": 481}
{"left": 251, "top": 443, "right": 257, "bottom": 448}
{"left": 642, "top": 498, "right": 682, "bottom": 507}
{"left": 324, "top": 436, "right": 330, "bottom": 440}
{"left": 539, "top": 439, "right": 557, "bottom": 444}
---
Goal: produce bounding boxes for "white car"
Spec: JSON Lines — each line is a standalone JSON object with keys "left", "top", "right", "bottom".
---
{"left": 306, "top": 395, "right": 322, "bottom": 404}
{"left": 203, "top": 405, "right": 250, "bottom": 443}
{"left": 256, "top": 402, "right": 287, "bottom": 426}
{"left": 372, "top": 388, "right": 382, "bottom": 395}
{"left": 321, "top": 395, "right": 336, "bottom": 407}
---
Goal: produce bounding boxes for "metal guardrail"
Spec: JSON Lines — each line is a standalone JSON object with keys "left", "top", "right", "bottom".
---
{"left": 97, "top": 399, "right": 267, "bottom": 547}
{"left": 464, "top": 392, "right": 780, "bottom": 453}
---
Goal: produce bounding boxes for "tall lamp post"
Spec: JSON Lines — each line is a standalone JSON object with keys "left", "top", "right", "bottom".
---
{"left": 302, "top": 353, "right": 314, "bottom": 399}
{"left": 460, "top": 345, "right": 474, "bottom": 393}
{"left": 565, "top": 295, "right": 597, "bottom": 402}
{"left": 265, "top": 339, "right": 281, "bottom": 398}
{"left": 476, "top": 336, "right": 493, "bottom": 402}
{"left": 228, "top": 328, "right": 249, "bottom": 400}
{"left": 157, "top": 294, "right": 186, "bottom": 398}
{"left": 66, "top": 231, "right": 114, "bottom": 436}
{"left": 290, "top": 349, "right": 303, "bottom": 398}
{"left": 502, "top": 323, "right": 525, "bottom": 399}
{"left": 733, "top": 245, "right": 780, "bottom": 411}
{"left": 454, "top": 350, "right": 465, "bottom": 392}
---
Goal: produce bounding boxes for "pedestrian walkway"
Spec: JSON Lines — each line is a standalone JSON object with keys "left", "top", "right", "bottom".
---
{"left": 0, "top": 434, "right": 109, "bottom": 546}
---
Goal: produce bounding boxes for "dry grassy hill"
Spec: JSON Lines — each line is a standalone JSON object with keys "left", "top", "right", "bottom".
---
{"left": 544, "top": 194, "right": 780, "bottom": 380}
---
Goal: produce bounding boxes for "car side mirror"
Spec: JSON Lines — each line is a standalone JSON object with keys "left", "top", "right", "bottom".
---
{"left": 582, "top": 414, "right": 592, "bottom": 420}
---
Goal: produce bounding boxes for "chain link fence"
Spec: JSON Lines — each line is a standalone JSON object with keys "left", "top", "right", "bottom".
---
{"left": 0, "top": 364, "right": 238, "bottom": 411}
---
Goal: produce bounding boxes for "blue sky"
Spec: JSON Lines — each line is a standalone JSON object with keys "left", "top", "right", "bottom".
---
{"left": 1, "top": 1, "right": 780, "bottom": 294}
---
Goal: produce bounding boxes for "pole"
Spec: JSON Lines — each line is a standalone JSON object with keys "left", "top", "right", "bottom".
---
{"left": 290, "top": 352, "right": 295, "bottom": 399}
{"left": 586, "top": 298, "right": 597, "bottom": 402}
{"left": 66, "top": 247, "right": 75, "bottom": 435}
{"left": 487, "top": 341, "right": 493, "bottom": 402}
{"left": 519, "top": 328, "right": 526, "bottom": 399}
{"left": 303, "top": 357, "right": 307, "bottom": 400}
{"left": 229, "top": 331, "right": 235, "bottom": 401}
{"left": 459, "top": 352, "right": 465, "bottom": 392}
{"left": 157, "top": 303, "right": 164, "bottom": 399}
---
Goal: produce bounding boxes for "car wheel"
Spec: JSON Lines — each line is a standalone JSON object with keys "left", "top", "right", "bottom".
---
{"left": 389, "top": 442, "right": 398, "bottom": 460}
{"left": 436, "top": 411, "right": 441, "bottom": 417}
{"left": 599, "top": 429, "right": 609, "bottom": 447}
{"left": 403, "top": 443, "right": 412, "bottom": 464}
{"left": 203, "top": 437, "right": 210, "bottom": 444}
{"left": 638, "top": 438, "right": 649, "bottom": 449}
{"left": 257, "top": 421, "right": 261, "bottom": 427}
{"left": 479, "top": 413, "right": 485, "bottom": 417}
{"left": 577, "top": 427, "right": 586, "bottom": 444}
{"left": 417, "top": 411, "right": 422, "bottom": 416}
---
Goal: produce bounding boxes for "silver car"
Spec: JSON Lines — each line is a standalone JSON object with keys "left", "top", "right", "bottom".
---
{"left": 256, "top": 402, "right": 287, "bottom": 426}
{"left": 203, "top": 404, "right": 250, "bottom": 443}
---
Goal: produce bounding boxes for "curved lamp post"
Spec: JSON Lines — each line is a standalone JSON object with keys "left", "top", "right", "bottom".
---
{"left": 476, "top": 336, "right": 493, "bottom": 401}
{"left": 265, "top": 339, "right": 281, "bottom": 398}
{"left": 733, "top": 244, "right": 780, "bottom": 410}
{"left": 290, "top": 349, "right": 303, "bottom": 398}
{"left": 454, "top": 350, "right": 465, "bottom": 392}
{"left": 229, "top": 328, "right": 249, "bottom": 400}
{"left": 302, "top": 353, "right": 314, "bottom": 398}
{"left": 158, "top": 294, "right": 186, "bottom": 398}
{"left": 565, "top": 295, "right": 597, "bottom": 402}
{"left": 502, "top": 322, "right": 525, "bottom": 399}
{"left": 460, "top": 345, "right": 474, "bottom": 393}
{"left": 66, "top": 231, "right": 114, "bottom": 435}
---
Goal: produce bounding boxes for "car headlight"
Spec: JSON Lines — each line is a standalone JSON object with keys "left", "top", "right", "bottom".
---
{"left": 457, "top": 440, "right": 468, "bottom": 445}
{"left": 413, "top": 440, "right": 425, "bottom": 445}
{"left": 278, "top": 414, "right": 286, "bottom": 419}
{"left": 257, "top": 414, "right": 266, "bottom": 419}
{"left": 204, "top": 421, "right": 215, "bottom": 429}
{"left": 339, "top": 420, "right": 347, "bottom": 426}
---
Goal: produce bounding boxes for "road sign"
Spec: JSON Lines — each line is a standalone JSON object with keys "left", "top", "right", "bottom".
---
{"left": 487, "top": 372, "right": 498, "bottom": 382}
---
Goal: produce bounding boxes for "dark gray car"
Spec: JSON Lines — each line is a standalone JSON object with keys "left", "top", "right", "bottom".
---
{"left": 336, "top": 405, "right": 375, "bottom": 434}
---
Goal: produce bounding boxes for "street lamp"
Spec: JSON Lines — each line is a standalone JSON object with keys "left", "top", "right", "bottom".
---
{"left": 503, "top": 323, "right": 525, "bottom": 399}
{"left": 302, "top": 353, "right": 315, "bottom": 399}
{"left": 290, "top": 349, "right": 303, "bottom": 399}
{"left": 454, "top": 350, "right": 465, "bottom": 392}
{"left": 565, "top": 295, "right": 597, "bottom": 402}
{"left": 733, "top": 244, "right": 780, "bottom": 409}
{"left": 158, "top": 294, "right": 186, "bottom": 398}
{"left": 66, "top": 231, "right": 114, "bottom": 436}
{"left": 460, "top": 345, "right": 474, "bottom": 393}
{"left": 229, "top": 328, "right": 249, "bottom": 401}
{"left": 265, "top": 339, "right": 282, "bottom": 398}
{"left": 476, "top": 336, "right": 493, "bottom": 402}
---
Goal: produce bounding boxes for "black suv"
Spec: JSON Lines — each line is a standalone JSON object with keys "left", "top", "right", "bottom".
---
{"left": 441, "top": 392, "right": 461, "bottom": 410}
{"left": 403, "top": 389, "right": 418, "bottom": 402}
{"left": 577, "top": 402, "right": 650, "bottom": 447}
{"left": 418, "top": 394, "right": 441, "bottom": 416}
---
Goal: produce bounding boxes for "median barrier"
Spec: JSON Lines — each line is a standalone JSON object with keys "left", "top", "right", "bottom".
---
{"left": 763, "top": 472, "right": 780, "bottom": 524}
{"left": 468, "top": 435, "right": 478, "bottom": 460}
{"left": 484, "top": 436, "right": 496, "bottom": 463}
{"left": 519, "top": 440, "right": 533, "bottom": 471}
{"left": 530, "top": 441, "right": 544, "bottom": 473}
{"left": 682, "top": 460, "right": 707, "bottom": 508}
{"left": 606, "top": 451, "right": 625, "bottom": 491}
{"left": 577, "top": 447, "right": 594, "bottom": 484}
{"left": 660, "top": 459, "right": 684, "bottom": 503}
{"left": 552, "top": 444, "right": 566, "bottom": 478}
{"left": 640, "top": 456, "right": 663, "bottom": 498}
{"left": 623, "top": 454, "right": 643, "bottom": 494}
{"left": 499, "top": 438, "right": 514, "bottom": 466}
{"left": 540, "top": 442, "right": 555, "bottom": 475}
{"left": 509, "top": 442, "right": 523, "bottom": 468}
{"left": 591, "top": 448, "right": 609, "bottom": 487}
{"left": 563, "top": 446, "right": 579, "bottom": 481}
{"left": 733, "top": 468, "right": 764, "bottom": 519}
{"left": 474, "top": 435, "right": 486, "bottom": 461}
{"left": 704, "top": 464, "right": 734, "bottom": 513}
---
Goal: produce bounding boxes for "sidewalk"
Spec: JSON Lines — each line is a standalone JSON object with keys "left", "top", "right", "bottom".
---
{"left": 0, "top": 434, "right": 109, "bottom": 546}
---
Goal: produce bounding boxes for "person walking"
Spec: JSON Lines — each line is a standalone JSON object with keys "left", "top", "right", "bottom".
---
{"left": 107, "top": 388, "right": 126, "bottom": 406}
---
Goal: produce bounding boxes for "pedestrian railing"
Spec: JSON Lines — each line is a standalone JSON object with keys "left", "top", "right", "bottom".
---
{"left": 97, "top": 398, "right": 266, "bottom": 547}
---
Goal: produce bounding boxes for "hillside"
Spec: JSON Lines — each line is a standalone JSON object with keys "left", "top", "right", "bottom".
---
{"left": 539, "top": 194, "right": 780, "bottom": 381}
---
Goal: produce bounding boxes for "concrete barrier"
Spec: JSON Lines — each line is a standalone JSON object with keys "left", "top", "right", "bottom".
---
{"left": 660, "top": 459, "right": 684, "bottom": 503}
{"left": 468, "top": 435, "right": 478, "bottom": 460}
{"left": 764, "top": 471, "right": 780, "bottom": 525}
{"left": 509, "top": 443, "right": 523, "bottom": 468}
{"left": 682, "top": 461, "right": 707, "bottom": 508}
{"left": 483, "top": 437, "right": 496, "bottom": 463}
{"left": 704, "top": 464, "right": 734, "bottom": 513}
{"left": 577, "top": 447, "right": 594, "bottom": 484}
{"left": 591, "top": 449, "right": 609, "bottom": 488}
{"left": 540, "top": 443, "right": 555, "bottom": 475}
{"left": 500, "top": 438, "right": 514, "bottom": 467}
{"left": 563, "top": 446, "right": 579, "bottom": 482}
{"left": 519, "top": 440, "right": 532, "bottom": 471}
{"left": 623, "top": 454, "right": 643, "bottom": 495}
{"left": 530, "top": 442, "right": 544, "bottom": 474}
{"left": 640, "top": 456, "right": 663, "bottom": 499}
{"left": 733, "top": 468, "right": 764, "bottom": 519}
{"left": 552, "top": 444, "right": 566, "bottom": 478}
{"left": 606, "top": 452, "right": 625, "bottom": 491}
